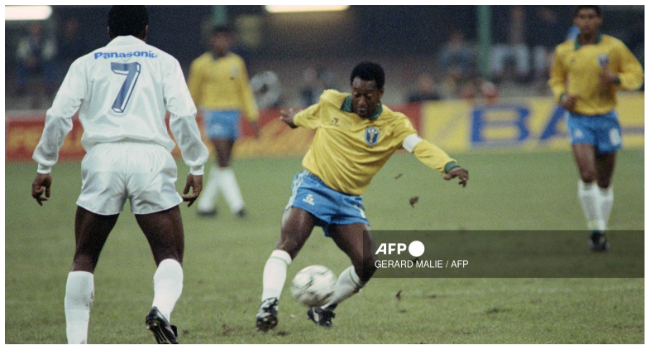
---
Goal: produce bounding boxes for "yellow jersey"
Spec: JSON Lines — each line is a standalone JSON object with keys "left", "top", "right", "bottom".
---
{"left": 187, "top": 52, "right": 259, "bottom": 121}
{"left": 549, "top": 33, "right": 643, "bottom": 115}
{"left": 294, "top": 90, "right": 457, "bottom": 195}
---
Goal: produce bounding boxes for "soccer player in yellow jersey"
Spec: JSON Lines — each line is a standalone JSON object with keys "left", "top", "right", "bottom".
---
{"left": 256, "top": 62, "right": 469, "bottom": 330}
{"left": 188, "top": 26, "right": 259, "bottom": 218}
{"left": 549, "top": 6, "right": 643, "bottom": 251}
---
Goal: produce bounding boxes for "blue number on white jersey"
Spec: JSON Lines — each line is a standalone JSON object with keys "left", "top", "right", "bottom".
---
{"left": 111, "top": 62, "right": 141, "bottom": 113}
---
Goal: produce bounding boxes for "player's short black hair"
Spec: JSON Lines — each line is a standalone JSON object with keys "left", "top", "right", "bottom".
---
{"left": 212, "top": 25, "right": 232, "bottom": 36}
{"left": 108, "top": 6, "right": 149, "bottom": 38}
{"left": 574, "top": 5, "right": 601, "bottom": 17}
{"left": 350, "top": 62, "right": 385, "bottom": 90}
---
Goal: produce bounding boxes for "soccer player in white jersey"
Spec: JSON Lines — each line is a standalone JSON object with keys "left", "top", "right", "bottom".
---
{"left": 30, "top": 6, "right": 209, "bottom": 344}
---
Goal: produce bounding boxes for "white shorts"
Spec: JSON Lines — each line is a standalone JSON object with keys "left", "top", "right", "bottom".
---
{"left": 76, "top": 141, "right": 183, "bottom": 215}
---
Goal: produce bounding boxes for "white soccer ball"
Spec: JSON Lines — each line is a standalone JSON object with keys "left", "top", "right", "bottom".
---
{"left": 290, "top": 265, "right": 337, "bottom": 307}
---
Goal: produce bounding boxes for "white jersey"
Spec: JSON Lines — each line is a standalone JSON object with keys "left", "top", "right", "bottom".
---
{"left": 32, "top": 35, "right": 209, "bottom": 175}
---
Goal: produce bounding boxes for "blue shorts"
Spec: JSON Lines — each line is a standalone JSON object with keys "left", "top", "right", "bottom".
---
{"left": 203, "top": 109, "right": 240, "bottom": 140}
{"left": 286, "top": 170, "right": 370, "bottom": 237}
{"left": 567, "top": 110, "right": 622, "bottom": 154}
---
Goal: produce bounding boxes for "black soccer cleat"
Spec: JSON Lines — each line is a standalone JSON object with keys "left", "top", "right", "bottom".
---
{"left": 307, "top": 307, "right": 335, "bottom": 328}
{"left": 146, "top": 307, "right": 179, "bottom": 344}
{"left": 589, "top": 231, "right": 610, "bottom": 252}
{"left": 236, "top": 208, "right": 247, "bottom": 218}
{"left": 256, "top": 298, "right": 278, "bottom": 332}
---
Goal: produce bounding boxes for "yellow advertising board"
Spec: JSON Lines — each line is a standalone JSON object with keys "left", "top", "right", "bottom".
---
{"left": 422, "top": 93, "right": 644, "bottom": 152}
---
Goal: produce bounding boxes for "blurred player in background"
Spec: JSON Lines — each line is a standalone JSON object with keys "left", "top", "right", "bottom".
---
{"left": 549, "top": 5, "right": 643, "bottom": 251}
{"left": 31, "top": 6, "right": 209, "bottom": 343}
{"left": 256, "top": 62, "right": 469, "bottom": 330}
{"left": 188, "top": 25, "right": 259, "bottom": 218}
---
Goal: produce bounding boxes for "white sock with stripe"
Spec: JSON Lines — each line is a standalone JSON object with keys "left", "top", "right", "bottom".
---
{"left": 218, "top": 167, "right": 245, "bottom": 213}
{"left": 578, "top": 180, "right": 605, "bottom": 231}
{"left": 197, "top": 165, "right": 220, "bottom": 212}
{"left": 598, "top": 186, "right": 614, "bottom": 228}
{"left": 64, "top": 271, "right": 94, "bottom": 344}
{"left": 322, "top": 266, "right": 365, "bottom": 309}
{"left": 261, "top": 250, "right": 292, "bottom": 301}
{"left": 152, "top": 259, "right": 183, "bottom": 323}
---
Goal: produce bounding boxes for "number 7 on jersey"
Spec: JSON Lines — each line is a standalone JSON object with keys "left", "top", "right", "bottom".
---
{"left": 111, "top": 62, "right": 141, "bottom": 113}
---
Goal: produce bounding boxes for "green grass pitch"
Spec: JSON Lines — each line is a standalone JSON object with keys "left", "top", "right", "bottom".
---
{"left": 5, "top": 149, "right": 643, "bottom": 343}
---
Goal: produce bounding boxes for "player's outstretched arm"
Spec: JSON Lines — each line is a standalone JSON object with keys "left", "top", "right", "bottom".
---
{"left": 444, "top": 166, "right": 469, "bottom": 188}
{"left": 31, "top": 173, "right": 52, "bottom": 206}
{"left": 402, "top": 134, "right": 469, "bottom": 188}
{"left": 182, "top": 174, "right": 203, "bottom": 207}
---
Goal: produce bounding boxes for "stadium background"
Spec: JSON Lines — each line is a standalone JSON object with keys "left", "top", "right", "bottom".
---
{"left": 5, "top": 5, "right": 645, "bottom": 344}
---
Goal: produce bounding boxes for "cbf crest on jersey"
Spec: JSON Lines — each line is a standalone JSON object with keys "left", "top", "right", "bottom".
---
{"left": 598, "top": 54, "right": 609, "bottom": 68}
{"left": 365, "top": 127, "right": 380, "bottom": 146}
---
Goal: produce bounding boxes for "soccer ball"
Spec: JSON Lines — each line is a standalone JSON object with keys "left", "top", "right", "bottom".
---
{"left": 290, "top": 265, "right": 337, "bottom": 307}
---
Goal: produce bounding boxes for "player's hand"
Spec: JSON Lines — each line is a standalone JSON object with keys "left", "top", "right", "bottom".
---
{"left": 280, "top": 108, "right": 298, "bottom": 129}
{"left": 560, "top": 94, "right": 577, "bottom": 111}
{"left": 599, "top": 69, "right": 618, "bottom": 86}
{"left": 444, "top": 167, "right": 469, "bottom": 188}
{"left": 182, "top": 174, "right": 203, "bottom": 207}
{"left": 32, "top": 173, "right": 52, "bottom": 206}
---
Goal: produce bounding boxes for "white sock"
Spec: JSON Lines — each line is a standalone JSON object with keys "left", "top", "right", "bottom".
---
{"left": 65, "top": 271, "right": 94, "bottom": 344}
{"left": 261, "top": 250, "right": 292, "bottom": 301}
{"left": 322, "top": 266, "right": 365, "bottom": 309}
{"left": 598, "top": 186, "right": 614, "bottom": 227}
{"left": 578, "top": 180, "right": 605, "bottom": 231}
{"left": 217, "top": 167, "right": 245, "bottom": 213}
{"left": 152, "top": 259, "right": 183, "bottom": 323}
{"left": 197, "top": 165, "right": 220, "bottom": 212}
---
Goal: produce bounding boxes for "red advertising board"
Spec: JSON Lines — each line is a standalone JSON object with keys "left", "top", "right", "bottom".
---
{"left": 5, "top": 104, "right": 422, "bottom": 162}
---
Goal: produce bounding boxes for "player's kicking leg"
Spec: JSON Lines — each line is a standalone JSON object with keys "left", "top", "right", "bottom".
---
{"left": 573, "top": 144, "right": 609, "bottom": 251}
{"left": 307, "top": 223, "right": 377, "bottom": 327}
{"left": 136, "top": 206, "right": 185, "bottom": 344}
{"left": 256, "top": 207, "right": 315, "bottom": 331}
{"left": 65, "top": 207, "right": 119, "bottom": 344}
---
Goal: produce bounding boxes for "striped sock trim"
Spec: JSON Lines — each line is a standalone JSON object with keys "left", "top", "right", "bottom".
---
{"left": 269, "top": 250, "right": 292, "bottom": 265}
{"left": 269, "top": 256, "right": 289, "bottom": 266}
